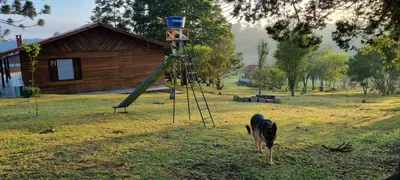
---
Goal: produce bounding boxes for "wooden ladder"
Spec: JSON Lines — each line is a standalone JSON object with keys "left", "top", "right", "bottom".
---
{"left": 181, "top": 44, "right": 215, "bottom": 127}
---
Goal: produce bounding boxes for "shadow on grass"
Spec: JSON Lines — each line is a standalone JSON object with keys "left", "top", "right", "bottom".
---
{"left": 0, "top": 95, "right": 178, "bottom": 132}
{"left": 1, "top": 124, "right": 253, "bottom": 179}
{"left": 272, "top": 93, "right": 399, "bottom": 108}
{"left": 287, "top": 114, "right": 399, "bottom": 177}
{"left": 1, "top": 114, "right": 399, "bottom": 179}
{"left": 0, "top": 124, "right": 181, "bottom": 179}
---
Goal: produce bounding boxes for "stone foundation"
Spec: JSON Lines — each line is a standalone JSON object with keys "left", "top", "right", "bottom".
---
{"left": 233, "top": 95, "right": 280, "bottom": 104}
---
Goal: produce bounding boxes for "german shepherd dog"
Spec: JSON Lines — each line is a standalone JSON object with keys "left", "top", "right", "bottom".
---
{"left": 246, "top": 114, "right": 277, "bottom": 166}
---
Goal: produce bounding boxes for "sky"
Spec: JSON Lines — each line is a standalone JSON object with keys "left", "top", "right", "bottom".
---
{"left": 2, "top": 0, "right": 96, "bottom": 39}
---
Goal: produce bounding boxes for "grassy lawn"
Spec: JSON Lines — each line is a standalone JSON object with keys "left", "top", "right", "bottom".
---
{"left": 0, "top": 76, "right": 399, "bottom": 179}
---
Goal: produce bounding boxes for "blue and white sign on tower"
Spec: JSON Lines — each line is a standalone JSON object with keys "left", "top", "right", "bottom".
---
{"left": 166, "top": 16, "right": 185, "bottom": 28}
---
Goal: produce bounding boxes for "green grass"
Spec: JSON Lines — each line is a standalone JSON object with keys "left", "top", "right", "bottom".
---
{"left": 0, "top": 76, "right": 399, "bottom": 179}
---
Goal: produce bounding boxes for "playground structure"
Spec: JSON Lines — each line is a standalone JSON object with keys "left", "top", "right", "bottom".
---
{"left": 113, "top": 16, "right": 215, "bottom": 127}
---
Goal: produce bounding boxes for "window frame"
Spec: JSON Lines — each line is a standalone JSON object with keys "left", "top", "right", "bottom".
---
{"left": 48, "top": 58, "right": 83, "bottom": 82}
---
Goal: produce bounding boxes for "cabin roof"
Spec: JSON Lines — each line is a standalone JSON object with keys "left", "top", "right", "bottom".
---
{"left": 239, "top": 65, "right": 257, "bottom": 74}
{"left": 0, "top": 22, "right": 169, "bottom": 57}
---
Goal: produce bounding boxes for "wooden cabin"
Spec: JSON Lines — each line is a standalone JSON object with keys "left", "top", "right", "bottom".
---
{"left": 0, "top": 23, "right": 169, "bottom": 94}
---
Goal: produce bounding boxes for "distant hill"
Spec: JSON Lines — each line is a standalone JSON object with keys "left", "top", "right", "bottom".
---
{"left": 0, "top": 38, "right": 42, "bottom": 52}
{"left": 231, "top": 23, "right": 360, "bottom": 66}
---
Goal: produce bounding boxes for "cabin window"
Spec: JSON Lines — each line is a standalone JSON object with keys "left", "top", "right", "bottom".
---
{"left": 48, "top": 59, "right": 82, "bottom": 81}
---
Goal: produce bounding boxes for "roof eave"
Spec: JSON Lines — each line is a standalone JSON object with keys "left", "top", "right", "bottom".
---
{"left": 0, "top": 22, "right": 170, "bottom": 56}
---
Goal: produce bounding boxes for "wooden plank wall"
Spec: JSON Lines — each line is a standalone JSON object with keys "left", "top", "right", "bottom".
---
{"left": 10, "top": 67, "right": 20, "bottom": 73}
{"left": 20, "top": 26, "right": 167, "bottom": 94}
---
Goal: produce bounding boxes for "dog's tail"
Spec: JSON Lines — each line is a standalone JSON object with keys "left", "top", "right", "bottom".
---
{"left": 245, "top": 125, "right": 252, "bottom": 135}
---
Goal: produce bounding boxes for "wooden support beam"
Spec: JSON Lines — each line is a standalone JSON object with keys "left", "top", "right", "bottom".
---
{"left": 166, "top": 28, "right": 189, "bottom": 41}
{"left": 5, "top": 57, "right": 10, "bottom": 81}
{"left": 0, "top": 58, "right": 5, "bottom": 87}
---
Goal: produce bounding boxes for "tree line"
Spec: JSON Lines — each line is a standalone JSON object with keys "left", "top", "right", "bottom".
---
{"left": 248, "top": 34, "right": 400, "bottom": 97}
{"left": 248, "top": 36, "right": 349, "bottom": 96}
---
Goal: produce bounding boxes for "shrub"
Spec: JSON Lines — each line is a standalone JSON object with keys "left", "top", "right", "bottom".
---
{"left": 23, "top": 87, "right": 40, "bottom": 98}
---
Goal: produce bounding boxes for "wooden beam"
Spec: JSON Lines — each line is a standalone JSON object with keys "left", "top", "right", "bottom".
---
{"left": 0, "top": 58, "right": 5, "bottom": 87}
{"left": 4, "top": 58, "right": 8, "bottom": 83}
{"left": 166, "top": 29, "right": 189, "bottom": 41}
{"left": 5, "top": 57, "right": 10, "bottom": 81}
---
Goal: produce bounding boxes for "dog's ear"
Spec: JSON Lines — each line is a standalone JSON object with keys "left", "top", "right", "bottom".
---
{"left": 272, "top": 123, "right": 277, "bottom": 134}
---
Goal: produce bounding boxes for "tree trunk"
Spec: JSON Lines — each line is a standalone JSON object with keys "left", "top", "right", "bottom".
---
{"left": 362, "top": 86, "right": 367, "bottom": 95}
{"left": 209, "top": 79, "right": 214, "bottom": 87}
{"left": 320, "top": 78, "right": 324, "bottom": 87}
{"left": 311, "top": 77, "right": 315, "bottom": 90}
{"left": 325, "top": 80, "right": 329, "bottom": 89}
{"left": 303, "top": 76, "right": 309, "bottom": 93}
{"left": 216, "top": 75, "right": 224, "bottom": 90}
{"left": 170, "top": 71, "right": 176, "bottom": 82}
{"left": 371, "top": 76, "right": 387, "bottom": 96}
{"left": 31, "top": 70, "right": 35, "bottom": 87}
{"left": 291, "top": 87, "right": 295, "bottom": 96}
{"left": 288, "top": 77, "right": 296, "bottom": 96}
{"left": 342, "top": 75, "right": 347, "bottom": 89}
{"left": 362, "top": 80, "right": 368, "bottom": 95}
{"left": 328, "top": 80, "right": 332, "bottom": 89}
{"left": 166, "top": 72, "right": 172, "bottom": 82}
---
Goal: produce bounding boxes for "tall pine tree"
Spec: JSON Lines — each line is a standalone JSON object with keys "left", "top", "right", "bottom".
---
{"left": 0, "top": 0, "right": 51, "bottom": 41}
{"left": 91, "top": 0, "right": 130, "bottom": 31}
